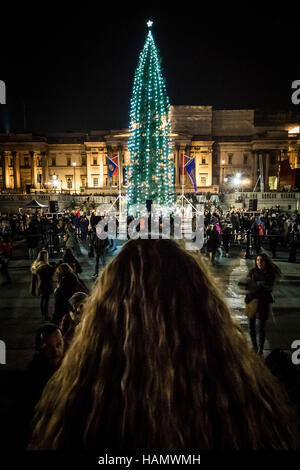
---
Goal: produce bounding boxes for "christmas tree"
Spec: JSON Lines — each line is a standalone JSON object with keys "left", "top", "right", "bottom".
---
{"left": 126, "top": 21, "right": 175, "bottom": 213}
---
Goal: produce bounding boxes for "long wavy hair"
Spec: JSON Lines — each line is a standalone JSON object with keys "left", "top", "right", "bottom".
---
{"left": 254, "top": 252, "right": 282, "bottom": 280}
{"left": 55, "top": 262, "right": 74, "bottom": 283}
{"left": 28, "top": 239, "right": 298, "bottom": 450}
{"left": 31, "top": 249, "right": 48, "bottom": 271}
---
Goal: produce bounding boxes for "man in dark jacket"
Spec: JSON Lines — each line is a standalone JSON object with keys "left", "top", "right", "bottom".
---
{"left": 91, "top": 230, "right": 109, "bottom": 277}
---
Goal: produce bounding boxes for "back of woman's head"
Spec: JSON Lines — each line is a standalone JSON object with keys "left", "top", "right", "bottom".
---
{"left": 33, "top": 249, "right": 48, "bottom": 266}
{"left": 29, "top": 239, "right": 298, "bottom": 450}
{"left": 55, "top": 262, "right": 74, "bottom": 281}
{"left": 63, "top": 248, "right": 75, "bottom": 262}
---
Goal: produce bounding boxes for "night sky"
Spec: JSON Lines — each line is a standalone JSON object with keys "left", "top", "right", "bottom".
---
{"left": 1, "top": 4, "right": 299, "bottom": 134}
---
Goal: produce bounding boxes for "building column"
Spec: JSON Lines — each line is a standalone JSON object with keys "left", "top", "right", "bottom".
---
{"left": 265, "top": 151, "right": 270, "bottom": 191}
{"left": 41, "top": 151, "right": 49, "bottom": 188}
{"left": 30, "top": 151, "right": 38, "bottom": 188}
{"left": 13, "top": 151, "right": 21, "bottom": 190}
{"left": 0, "top": 152, "right": 5, "bottom": 189}
{"left": 252, "top": 151, "right": 258, "bottom": 189}
{"left": 3, "top": 151, "right": 10, "bottom": 189}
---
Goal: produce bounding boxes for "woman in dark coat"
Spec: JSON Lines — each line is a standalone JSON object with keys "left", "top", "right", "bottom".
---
{"left": 62, "top": 248, "right": 82, "bottom": 274}
{"left": 244, "top": 253, "right": 281, "bottom": 355}
{"left": 31, "top": 250, "right": 55, "bottom": 320}
{"left": 53, "top": 263, "right": 80, "bottom": 326}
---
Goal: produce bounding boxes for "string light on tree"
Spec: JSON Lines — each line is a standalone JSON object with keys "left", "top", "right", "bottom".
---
{"left": 127, "top": 21, "right": 175, "bottom": 213}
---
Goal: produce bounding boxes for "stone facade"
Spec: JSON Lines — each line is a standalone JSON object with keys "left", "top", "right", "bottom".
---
{"left": 0, "top": 107, "right": 299, "bottom": 194}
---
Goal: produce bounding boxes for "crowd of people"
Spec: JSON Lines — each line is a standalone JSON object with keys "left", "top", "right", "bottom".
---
{"left": 202, "top": 206, "right": 300, "bottom": 265}
{"left": 1, "top": 204, "right": 300, "bottom": 450}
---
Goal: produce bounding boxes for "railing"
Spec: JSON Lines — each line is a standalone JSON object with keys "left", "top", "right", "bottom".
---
{"left": 225, "top": 192, "right": 300, "bottom": 201}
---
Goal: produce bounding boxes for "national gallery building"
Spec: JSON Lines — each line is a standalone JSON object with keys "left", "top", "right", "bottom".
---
{"left": 0, "top": 106, "right": 299, "bottom": 195}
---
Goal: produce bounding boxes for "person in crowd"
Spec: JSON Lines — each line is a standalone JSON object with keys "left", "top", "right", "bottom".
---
{"left": 91, "top": 228, "right": 109, "bottom": 277}
{"left": 25, "top": 217, "right": 41, "bottom": 259}
{"left": 28, "top": 239, "right": 298, "bottom": 450}
{"left": 0, "top": 235, "right": 12, "bottom": 284}
{"left": 30, "top": 250, "right": 56, "bottom": 320}
{"left": 60, "top": 292, "right": 88, "bottom": 350}
{"left": 27, "top": 324, "right": 64, "bottom": 405}
{"left": 206, "top": 224, "right": 221, "bottom": 266}
{"left": 269, "top": 218, "right": 281, "bottom": 258}
{"left": 250, "top": 218, "right": 262, "bottom": 255}
{"left": 15, "top": 324, "right": 64, "bottom": 448}
{"left": 61, "top": 247, "right": 82, "bottom": 275}
{"left": 64, "top": 222, "right": 78, "bottom": 251}
{"left": 53, "top": 263, "right": 82, "bottom": 325}
{"left": 221, "top": 223, "right": 231, "bottom": 258}
{"left": 288, "top": 225, "right": 299, "bottom": 263}
{"left": 79, "top": 215, "right": 89, "bottom": 241}
{"left": 242, "top": 253, "right": 281, "bottom": 356}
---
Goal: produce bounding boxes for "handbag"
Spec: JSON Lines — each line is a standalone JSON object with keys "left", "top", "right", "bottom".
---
{"left": 244, "top": 298, "right": 259, "bottom": 318}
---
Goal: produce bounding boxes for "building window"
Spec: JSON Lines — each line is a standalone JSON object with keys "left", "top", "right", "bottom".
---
{"left": 81, "top": 177, "right": 87, "bottom": 188}
{"left": 93, "top": 157, "right": 98, "bottom": 165}
{"left": 93, "top": 178, "right": 99, "bottom": 187}
{"left": 228, "top": 154, "right": 233, "bottom": 165}
{"left": 67, "top": 177, "right": 72, "bottom": 189}
{"left": 52, "top": 157, "right": 56, "bottom": 166}
{"left": 243, "top": 154, "right": 248, "bottom": 165}
{"left": 201, "top": 157, "right": 206, "bottom": 164}
{"left": 81, "top": 155, "right": 87, "bottom": 166}
{"left": 24, "top": 157, "right": 29, "bottom": 167}
{"left": 67, "top": 157, "right": 71, "bottom": 166}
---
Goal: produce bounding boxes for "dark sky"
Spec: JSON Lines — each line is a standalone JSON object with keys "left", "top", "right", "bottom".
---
{"left": 1, "top": 4, "right": 299, "bottom": 133}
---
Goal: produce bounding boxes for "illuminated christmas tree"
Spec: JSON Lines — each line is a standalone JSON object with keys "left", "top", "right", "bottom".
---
{"left": 126, "top": 21, "right": 175, "bottom": 212}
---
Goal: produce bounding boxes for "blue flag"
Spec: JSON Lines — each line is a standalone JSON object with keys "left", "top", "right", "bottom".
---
{"left": 185, "top": 158, "right": 197, "bottom": 192}
{"left": 108, "top": 154, "right": 119, "bottom": 179}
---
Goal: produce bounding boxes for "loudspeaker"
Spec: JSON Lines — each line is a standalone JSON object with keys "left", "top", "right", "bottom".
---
{"left": 49, "top": 200, "right": 59, "bottom": 213}
{"left": 249, "top": 199, "right": 257, "bottom": 211}
{"left": 146, "top": 199, "right": 153, "bottom": 212}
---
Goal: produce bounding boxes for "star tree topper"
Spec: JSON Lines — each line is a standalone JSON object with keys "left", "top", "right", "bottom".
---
{"left": 147, "top": 20, "right": 153, "bottom": 28}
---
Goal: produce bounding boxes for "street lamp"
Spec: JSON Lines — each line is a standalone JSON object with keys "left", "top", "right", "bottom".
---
{"left": 72, "top": 162, "right": 76, "bottom": 194}
{"left": 52, "top": 174, "right": 58, "bottom": 193}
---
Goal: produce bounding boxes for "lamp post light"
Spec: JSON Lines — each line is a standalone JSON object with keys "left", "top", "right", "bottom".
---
{"left": 52, "top": 174, "right": 59, "bottom": 194}
{"left": 72, "top": 162, "right": 77, "bottom": 194}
